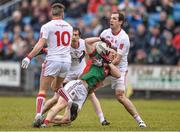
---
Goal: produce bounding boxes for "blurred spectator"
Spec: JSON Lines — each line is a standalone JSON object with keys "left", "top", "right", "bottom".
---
{"left": 12, "top": 34, "right": 27, "bottom": 61}
{"left": 134, "top": 24, "right": 148, "bottom": 51}
{"left": 161, "top": 0, "right": 173, "bottom": 16}
{"left": 0, "top": 32, "right": 14, "bottom": 60}
{"left": 134, "top": 49, "right": 147, "bottom": 64}
{"left": 88, "top": 0, "right": 105, "bottom": 14}
{"left": 66, "top": 1, "right": 86, "bottom": 18}
{"left": 144, "top": 0, "right": 161, "bottom": 13}
{"left": 165, "top": 17, "right": 175, "bottom": 33}
{"left": 0, "top": 0, "right": 179, "bottom": 65}
{"left": 99, "top": 5, "right": 111, "bottom": 30}
{"left": 159, "top": 11, "right": 168, "bottom": 33}
{"left": 173, "top": 34, "right": 180, "bottom": 51}
{"left": 147, "top": 25, "right": 165, "bottom": 51}
{"left": 147, "top": 47, "right": 162, "bottom": 64}
{"left": 20, "top": 0, "right": 31, "bottom": 17}
{"left": 161, "top": 31, "right": 177, "bottom": 65}
{"left": 5, "top": 10, "right": 25, "bottom": 32}
{"left": 90, "top": 17, "right": 103, "bottom": 36}
{"left": 118, "top": 0, "right": 135, "bottom": 15}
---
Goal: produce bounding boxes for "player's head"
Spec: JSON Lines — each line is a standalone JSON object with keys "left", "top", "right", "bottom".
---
{"left": 110, "top": 11, "right": 124, "bottom": 30}
{"left": 72, "top": 27, "right": 81, "bottom": 43}
{"left": 51, "top": 2, "right": 65, "bottom": 18}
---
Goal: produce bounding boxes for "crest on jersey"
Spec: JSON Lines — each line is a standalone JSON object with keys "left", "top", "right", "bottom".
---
{"left": 119, "top": 43, "right": 124, "bottom": 50}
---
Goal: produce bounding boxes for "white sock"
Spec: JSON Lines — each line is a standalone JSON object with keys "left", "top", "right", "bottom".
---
{"left": 98, "top": 113, "right": 105, "bottom": 123}
{"left": 133, "top": 114, "right": 143, "bottom": 123}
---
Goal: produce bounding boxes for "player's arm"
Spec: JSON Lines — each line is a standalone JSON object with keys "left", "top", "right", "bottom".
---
{"left": 21, "top": 38, "right": 46, "bottom": 69}
{"left": 108, "top": 63, "right": 121, "bottom": 78}
{"left": 111, "top": 53, "right": 121, "bottom": 65}
{"left": 28, "top": 38, "right": 46, "bottom": 59}
{"left": 84, "top": 37, "right": 101, "bottom": 54}
{"left": 85, "top": 37, "right": 101, "bottom": 44}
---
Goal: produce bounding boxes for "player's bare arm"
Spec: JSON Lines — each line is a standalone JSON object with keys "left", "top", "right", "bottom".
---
{"left": 21, "top": 38, "right": 46, "bottom": 69}
{"left": 28, "top": 38, "right": 46, "bottom": 59}
{"left": 85, "top": 37, "right": 101, "bottom": 53}
{"left": 108, "top": 63, "right": 121, "bottom": 78}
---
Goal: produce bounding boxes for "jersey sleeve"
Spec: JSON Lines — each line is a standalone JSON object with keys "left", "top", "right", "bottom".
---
{"left": 117, "top": 37, "right": 130, "bottom": 55}
{"left": 40, "top": 25, "right": 49, "bottom": 39}
{"left": 100, "top": 30, "right": 106, "bottom": 38}
{"left": 81, "top": 39, "right": 87, "bottom": 52}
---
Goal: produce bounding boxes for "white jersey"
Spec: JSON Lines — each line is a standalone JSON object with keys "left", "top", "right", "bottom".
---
{"left": 100, "top": 28, "right": 130, "bottom": 72}
{"left": 40, "top": 19, "right": 73, "bottom": 63}
{"left": 70, "top": 39, "right": 86, "bottom": 71}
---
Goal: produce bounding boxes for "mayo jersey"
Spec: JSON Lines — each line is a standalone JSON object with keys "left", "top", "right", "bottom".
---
{"left": 70, "top": 39, "right": 86, "bottom": 70}
{"left": 40, "top": 19, "right": 73, "bottom": 63}
{"left": 100, "top": 28, "right": 130, "bottom": 71}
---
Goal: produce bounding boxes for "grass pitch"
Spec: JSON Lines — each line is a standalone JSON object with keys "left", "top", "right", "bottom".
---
{"left": 0, "top": 96, "right": 180, "bottom": 131}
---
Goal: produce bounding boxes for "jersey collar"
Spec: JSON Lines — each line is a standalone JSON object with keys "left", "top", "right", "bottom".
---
{"left": 111, "top": 29, "right": 121, "bottom": 36}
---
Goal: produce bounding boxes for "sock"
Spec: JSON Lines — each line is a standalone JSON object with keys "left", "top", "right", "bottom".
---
{"left": 36, "top": 93, "right": 45, "bottom": 115}
{"left": 44, "top": 119, "right": 49, "bottom": 125}
{"left": 133, "top": 114, "right": 143, "bottom": 123}
{"left": 98, "top": 113, "right": 105, "bottom": 123}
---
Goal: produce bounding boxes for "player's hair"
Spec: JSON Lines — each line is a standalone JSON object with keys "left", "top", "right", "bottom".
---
{"left": 73, "top": 27, "right": 81, "bottom": 37}
{"left": 51, "top": 3, "right": 65, "bottom": 17}
{"left": 112, "top": 11, "right": 125, "bottom": 23}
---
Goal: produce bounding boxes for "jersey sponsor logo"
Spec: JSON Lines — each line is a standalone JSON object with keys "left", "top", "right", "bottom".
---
{"left": 55, "top": 24, "right": 69, "bottom": 27}
{"left": 119, "top": 43, "right": 124, "bottom": 50}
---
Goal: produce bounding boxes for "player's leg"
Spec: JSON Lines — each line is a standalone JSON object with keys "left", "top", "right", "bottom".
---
{"left": 34, "top": 61, "right": 64, "bottom": 127}
{"left": 42, "top": 92, "right": 59, "bottom": 115}
{"left": 112, "top": 71, "right": 146, "bottom": 128}
{"left": 51, "top": 107, "right": 71, "bottom": 125}
{"left": 89, "top": 92, "right": 110, "bottom": 125}
{"left": 33, "top": 75, "right": 54, "bottom": 127}
{"left": 41, "top": 96, "right": 68, "bottom": 127}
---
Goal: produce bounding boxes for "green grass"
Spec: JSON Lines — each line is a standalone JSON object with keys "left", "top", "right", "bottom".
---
{"left": 0, "top": 96, "right": 180, "bottom": 131}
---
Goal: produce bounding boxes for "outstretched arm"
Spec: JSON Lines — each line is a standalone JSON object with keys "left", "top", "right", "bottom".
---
{"left": 84, "top": 37, "right": 101, "bottom": 54}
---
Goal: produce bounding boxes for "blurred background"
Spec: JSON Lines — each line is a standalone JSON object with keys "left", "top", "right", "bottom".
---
{"left": 0, "top": 0, "right": 179, "bottom": 99}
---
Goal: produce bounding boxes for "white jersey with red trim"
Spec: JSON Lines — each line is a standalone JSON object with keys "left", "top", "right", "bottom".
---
{"left": 40, "top": 19, "right": 73, "bottom": 63}
{"left": 70, "top": 38, "right": 86, "bottom": 70}
{"left": 100, "top": 28, "right": 130, "bottom": 71}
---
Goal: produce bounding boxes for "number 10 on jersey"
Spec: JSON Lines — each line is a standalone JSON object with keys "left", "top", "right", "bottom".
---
{"left": 55, "top": 31, "right": 71, "bottom": 47}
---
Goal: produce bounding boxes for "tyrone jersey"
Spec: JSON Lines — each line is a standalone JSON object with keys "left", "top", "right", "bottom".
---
{"left": 70, "top": 39, "right": 86, "bottom": 70}
{"left": 40, "top": 19, "right": 73, "bottom": 63}
{"left": 100, "top": 28, "right": 130, "bottom": 71}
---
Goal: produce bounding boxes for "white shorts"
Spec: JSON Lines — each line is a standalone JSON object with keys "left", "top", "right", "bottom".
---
{"left": 59, "top": 80, "right": 88, "bottom": 110}
{"left": 65, "top": 68, "right": 83, "bottom": 82}
{"left": 41, "top": 60, "right": 71, "bottom": 78}
{"left": 111, "top": 71, "right": 128, "bottom": 91}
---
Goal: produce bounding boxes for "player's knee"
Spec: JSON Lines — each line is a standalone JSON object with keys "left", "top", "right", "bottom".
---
{"left": 115, "top": 90, "right": 126, "bottom": 103}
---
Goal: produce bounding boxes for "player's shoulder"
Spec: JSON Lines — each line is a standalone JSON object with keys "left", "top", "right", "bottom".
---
{"left": 120, "top": 29, "right": 129, "bottom": 40}
{"left": 101, "top": 28, "right": 111, "bottom": 34}
{"left": 61, "top": 20, "right": 73, "bottom": 28}
{"left": 79, "top": 38, "right": 86, "bottom": 48}
{"left": 79, "top": 38, "right": 85, "bottom": 44}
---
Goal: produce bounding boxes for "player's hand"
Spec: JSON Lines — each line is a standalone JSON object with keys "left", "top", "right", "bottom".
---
{"left": 100, "top": 37, "right": 112, "bottom": 48}
{"left": 100, "top": 53, "right": 112, "bottom": 64}
{"left": 21, "top": 57, "right": 31, "bottom": 69}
